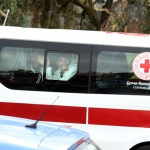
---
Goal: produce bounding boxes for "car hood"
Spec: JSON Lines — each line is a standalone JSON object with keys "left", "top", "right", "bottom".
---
{"left": 0, "top": 115, "right": 89, "bottom": 150}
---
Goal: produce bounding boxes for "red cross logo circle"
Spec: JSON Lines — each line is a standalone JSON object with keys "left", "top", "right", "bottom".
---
{"left": 133, "top": 52, "right": 150, "bottom": 80}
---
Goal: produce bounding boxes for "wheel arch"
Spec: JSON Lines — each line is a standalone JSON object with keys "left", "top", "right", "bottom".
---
{"left": 130, "top": 141, "right": 150, "bottom": 150}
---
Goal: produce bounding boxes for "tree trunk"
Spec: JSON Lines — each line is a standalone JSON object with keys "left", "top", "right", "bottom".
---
{"left": 40, "top": 0, "right": 50, "bottom": 28}
{"left": 100, "top": 0, "right": 113, "bottom": 30}
{"left": 31, "top": 0, "right": 40, "bottom": 28}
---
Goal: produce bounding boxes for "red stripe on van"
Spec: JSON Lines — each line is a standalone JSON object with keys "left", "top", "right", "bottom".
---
{"left": 1, "top": 102, "right": 150, "bottom": 128}
{"left": 88, "top": 107, "right": 150, "bottom": 128}
{"left": 0, "top": 102, "right": 86, "bottom": 124}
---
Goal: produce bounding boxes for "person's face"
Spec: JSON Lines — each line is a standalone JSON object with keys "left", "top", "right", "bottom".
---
{"left": 56, "top": 57, "right": 70, "bottom": 72}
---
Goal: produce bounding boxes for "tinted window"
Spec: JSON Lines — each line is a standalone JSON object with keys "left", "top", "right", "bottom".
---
{"left": 0, "top": 47, "right": 45, "bottom": 90}
{"left": 90, "top": 45, "right": 150, "bottom": 95}
{"left": 0, "top": 40, "right": 91, "bottom": 93}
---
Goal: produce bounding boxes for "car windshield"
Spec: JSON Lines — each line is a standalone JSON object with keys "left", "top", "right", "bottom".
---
{"left": 75, "top": 139, "right": 100, "bottom": 150}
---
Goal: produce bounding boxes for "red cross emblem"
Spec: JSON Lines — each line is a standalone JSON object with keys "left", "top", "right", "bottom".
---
{"left": 140, "top": 59, "right": 150, "bottom": 73}
{"left": 133, "top": 52, "right": 150, "bottom": 80}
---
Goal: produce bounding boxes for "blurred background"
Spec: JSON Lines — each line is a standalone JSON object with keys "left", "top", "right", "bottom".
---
{"left": 0, "top": 0, "right": 150, "bottom": 33}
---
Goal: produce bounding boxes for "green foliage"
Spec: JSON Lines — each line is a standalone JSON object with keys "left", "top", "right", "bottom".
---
{"left": 143, "top": 6, "right": 150, "bottom": 34}
{"left": 0, "top": 0, "right": 149, "bottom": 34}
{"left": 0, "top": 0, "right": 27, "bottom": 26}
{"left": 105, "top": 0, "right": 150, "bottom": 34}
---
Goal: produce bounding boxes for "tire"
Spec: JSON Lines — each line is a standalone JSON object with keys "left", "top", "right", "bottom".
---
{"left": 136, "top": 145, "right": 150, "bottom": 150}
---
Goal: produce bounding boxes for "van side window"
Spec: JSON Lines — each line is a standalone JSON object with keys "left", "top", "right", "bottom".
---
{"left": 46, "top": 52, "right": 78, "bottom": 81}
{"left": 0, "top": 47, "right": 45, "bottom": 89}
{"left": 91, "top": 50, "right": 150, "bottom": 95}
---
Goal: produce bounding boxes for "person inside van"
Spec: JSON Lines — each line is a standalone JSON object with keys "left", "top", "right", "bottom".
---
{"left": 31, "top": 50, "right": 50, "bottom": 83}
{"left": 46, "top": 53, "right": 77, "bottom": 81}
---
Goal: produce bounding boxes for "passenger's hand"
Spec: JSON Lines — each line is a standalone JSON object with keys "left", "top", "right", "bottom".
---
{"left": 37, "top": 55, "right": 44, "bottom": 65}
{"left": 36, "top": 55, "right": 50, "bottom": 67}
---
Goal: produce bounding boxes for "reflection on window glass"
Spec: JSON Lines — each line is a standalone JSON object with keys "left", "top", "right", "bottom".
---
{"left": 97, "top": 51, "right": 128, "bottom": 74}
{"left": 95, "top": 51, "right": 150, "bottom": 94}
{"left": 126, "top": 53, "right": 138, "bottom": 72}
{"left": 46, "top": 52, "right": 78, "bottom": 81}
{"left": 1, "top": 47, "right": 29, "bottom": 71}
{"left": 0, "top": 47, "right": 45, "bottom": 85}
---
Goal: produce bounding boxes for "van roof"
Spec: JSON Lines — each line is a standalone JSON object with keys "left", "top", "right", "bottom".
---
{"left": 0, "top": 26, "right": 150, "bottom": 48}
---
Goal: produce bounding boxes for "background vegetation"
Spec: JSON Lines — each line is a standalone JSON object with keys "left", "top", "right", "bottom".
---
{"left": 0, "top": 0, "right": 150, "bottom": 33}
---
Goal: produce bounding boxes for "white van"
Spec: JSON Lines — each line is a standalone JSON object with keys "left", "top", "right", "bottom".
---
{"left": 0, "top": 26, "right": 150, "bottom": 150}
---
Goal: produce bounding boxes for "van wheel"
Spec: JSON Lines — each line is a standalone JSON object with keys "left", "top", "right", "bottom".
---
{"left": 136, "top": 145, "right": 150, "bottom": 150}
